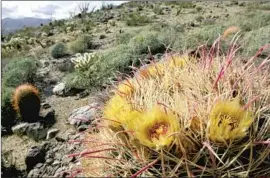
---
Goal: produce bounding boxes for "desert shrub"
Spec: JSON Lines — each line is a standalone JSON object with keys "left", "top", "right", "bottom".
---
{"left": 1, "top": 87, "right": 16, "bottom": 132}
{"left": 196, "top": 6, "right": 203, "bottom": 12}
{"left": 65, "top": 45, "right": 141, "bottom": 90}
{"left": 65, "top": 53, "right": 107, "bottom": 89}
{"left": 166, "top": 2, "right": 194, "bottom": 8}
{"left": 228, "top": 12, "right": 270, "bottom": 32}
{"left": 116, "top": 31, "right": 135, "bottom": 45}
{"left": 50, "top": 42, "right": 68, "bottom": 58}
{"left": 125, "top": 12, "right": 150, "bottom": 26}
{"left": 153, "top": 5, "right": 163, "bottom": 15}
{"left": 2, "top": 58, "right": 39, "bottom": 88}
{"left": 128, "top": 31, "right": 166, "bottom": 54}
{"left": 173, "top": 25, "right": 224, "bottom": 50}
{"left": 246, "top": 2, "right": 270, "bottom": 10}
{"left": 241, "top": 25, "right": 270, "bottom": 56}
{"left": 68, "top": 35, "right": 92, "bottom": 54}
{"left": 102, "top": 45, "right": 139, "bottom": 74}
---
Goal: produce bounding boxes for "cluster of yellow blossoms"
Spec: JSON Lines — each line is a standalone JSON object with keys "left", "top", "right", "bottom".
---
{"left": 103, "top": 54, "right": 254, "bottom": 152}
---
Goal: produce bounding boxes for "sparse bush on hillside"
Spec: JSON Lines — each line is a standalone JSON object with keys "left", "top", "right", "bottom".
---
{"left": 116, "top": 31, "right": 135, "bottom": 45}
{"left": 65, "top": 52, "right": 107, "bottom": 89}
{"left": 246, "top": 2, "right": 270, "bottom": 10}
{"left": 2, "top": 58, "right": 39, "bottom": 88}
{"left": 1, "top": 87, "right": 16, "bottom": 133}
{"left": 165, "top": 2, "right": 194, "bottom": 8}
{"left": 242, "top": 25, "right": 270, "bottom": 56}
{"left": 235, "top": 12, "right": 270, "bottom": 31}
{"left": 68, "top": 35, "right": 92, "bottom": 54}
{"left": 128, "top": 31, "right": 166, "bottom": 54}
{"left": 65, "top": 45, "right": 141, "bottom": 90}
{"left": 173, "top": 25, "right": 224, "bottom": 50}
{"left": 125, "top": 12, "right": 150, "bottom": 26}
{"left": 50, "top": 42, "right": 68, "bottom": 58}
{"left": 153, "top": 5, "right": 163, "bottom": 15}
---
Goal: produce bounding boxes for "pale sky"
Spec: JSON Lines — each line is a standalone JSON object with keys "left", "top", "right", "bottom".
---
{"left": 2, "top": 1, "right": 125, "bottom": 20}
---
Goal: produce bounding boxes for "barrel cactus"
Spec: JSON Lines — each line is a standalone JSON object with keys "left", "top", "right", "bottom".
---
{"left": 77, "top": 36, "right": 269, "bottom": 177}
{"left": 12, "top": 84, "right": 41, "bottom": 122}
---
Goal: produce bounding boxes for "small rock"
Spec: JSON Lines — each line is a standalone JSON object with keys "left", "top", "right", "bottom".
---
{"left": 46, "top": 128, "right": 59, "bottom": 140}
{"left": 26, "top": 122, "right": 47, "bottom": 141}
{"left": 77, "top": 125, "right": 88, "bottom": 132}
{"left": 46, "top": 158, "right": 53, "bottom": 165}
{"left": 41, "top": 103, "right": 51, "bottom": 109}
{"left": 27, "top": 168, "right": 40, "bottom": 177}
{"left": 67, "top": 103, "right": 99, "bottom": 128}
{"left": 25, "top": 146, "right": 46, "bottom": 171}
{"left": 35, "top": 163, "right": 43, "bottom": 168}
{"left": 52, "top": 160, "right": 60, "bottom": 166}
{"left": 53, "top": 83, "right": 66, "bottom": 96}
{"left": 39, "top": 108, "right": 55, "bottom": 127}
{"left": 99, "top": 34, "right": 106, "bottom": 39}
{"left": 55, "top": 136, "right": 67, "bottom": 142}
{"left": 12, "top": 123, "right": 29, "bottom": 135}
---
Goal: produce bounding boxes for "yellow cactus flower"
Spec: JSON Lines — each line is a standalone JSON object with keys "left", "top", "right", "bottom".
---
{"left": 103, "top": 95, "right": 133, "bottom": 128}
{"left": 167, "top": 55, "right": 187, "bottom": 68}
{"left": 115, "top": 79, "right": 135, "bottom": 96}
{"left": 134, "top": 106, "right": 180, "bottom": 149}
{"left": 138, "top": 63, "right": 165, "bottom": 79}
{"left": 208, "top": 97, "right": 253, "bottom": 142}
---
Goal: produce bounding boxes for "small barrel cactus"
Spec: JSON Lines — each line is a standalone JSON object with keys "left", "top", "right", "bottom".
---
{"left": 12, "top": 84, "right": 41, "bottom": 122}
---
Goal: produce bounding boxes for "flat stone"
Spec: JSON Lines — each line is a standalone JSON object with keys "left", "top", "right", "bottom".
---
{"left": 52, "top": 83, "right": 65, "bottom": 96}
{"left": 67, "top": 103, "right": 99, "bottom": 128}
{"left": 26, "top": 123, "right": 48, "bottom": 141}
{"left": 12, "top": 123, "right": 29, "bottom": 135}
{"left": 46, "top": 128, "right": 59, "bottom": 140}
{"left": 45, "top": 158, "right": 53, "bottom": 165}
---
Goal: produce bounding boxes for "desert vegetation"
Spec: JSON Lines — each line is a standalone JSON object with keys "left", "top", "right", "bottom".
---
{"left": 1, "top": 1, "right": 269, "bottom": 177}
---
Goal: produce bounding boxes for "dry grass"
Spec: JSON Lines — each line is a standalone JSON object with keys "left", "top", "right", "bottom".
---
{"left": 73, "top": 35, "right": 269, "bottom": 177}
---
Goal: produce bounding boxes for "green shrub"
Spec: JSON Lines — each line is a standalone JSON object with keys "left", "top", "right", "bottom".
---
{"left": 241, "top": 25, "right": 270, "bottom": 56}
{"left": 166, "top": 2, "right": 194, "bottom": 8}
{"left": 2, "top": 58, "right": 39, "bottom": 88}
{"left": 50, "top": 42, "right": 68, "bottom": 58}
{"left": 153, "top": 5, "right": 163, "bottom": 15}
{"left": 68, "top": 35, "right": 92, "bottom": 54}
{"left": 228, "top": 12, "right": 270, "bottom": 32}
{"left": 128, "top": 31, "right": 166, "bottom": 54}
{"left": 172, "top": 25, "right": 224, "bottom": 50}
{"left": 64, "top": 45, "right": 141, "bottom": 90}
{"left": 1, "top": 87, "right": 16, "bottom": 132}
{"left": 65, "top": 53, "right": 108, "bottom": 89}
{"left": 125, "top": 12, "right": 150, "bottom": 26}
{"left": 116, "top": 31, "right": 135, "bottom": 45}
{"left": 196, "top": 6, "right": 203, "bottom": 12}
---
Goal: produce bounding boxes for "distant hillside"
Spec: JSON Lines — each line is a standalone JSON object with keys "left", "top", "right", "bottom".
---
{"left": 2, "top": 17, "right": 51, "bottom": 34}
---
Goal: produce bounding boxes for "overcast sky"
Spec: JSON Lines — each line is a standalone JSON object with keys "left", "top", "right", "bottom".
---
{"left": 2, "top": 1, "right": 125, "bottom": 20}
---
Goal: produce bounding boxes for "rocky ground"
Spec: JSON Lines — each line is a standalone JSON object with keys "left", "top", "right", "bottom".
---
{"left": 1, "top": 1, "right": 270, "bottom": 177}
{"left": 1, "top": 52, "right": 105, "bottom": 177}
